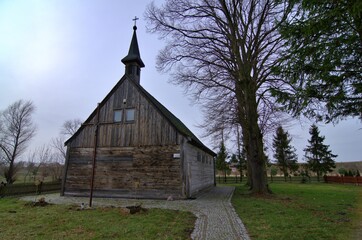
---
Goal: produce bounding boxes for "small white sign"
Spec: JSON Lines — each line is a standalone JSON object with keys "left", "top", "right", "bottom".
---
{"left": 173, "top": 153, "right": 181, "bottom": 159}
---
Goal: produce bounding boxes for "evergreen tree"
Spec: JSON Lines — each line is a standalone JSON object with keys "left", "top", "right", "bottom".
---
{"left": 230, "top": 154, "right": 238, "bottom": 165}
{"left": 338, "top": 168, "right": 346, "bottom": 176}
{"left": 275, "top": 0, "right": 362, "bottom": 121}
{"left": 272, "top": 126, "right": 299, "bottom": 181}
{"left": 356, "top": 170, "right": 361, "bottom": 177}
{"left": 215, "top": 141, "right": 228, "bottom": 183}
{"left": 304, "top": 125, "right": 337, "bottom": 181}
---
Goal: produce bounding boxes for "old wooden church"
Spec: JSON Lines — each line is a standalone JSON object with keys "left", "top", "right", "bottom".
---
{"left": 61, "top": 24, "right": 216, "bottom": 199}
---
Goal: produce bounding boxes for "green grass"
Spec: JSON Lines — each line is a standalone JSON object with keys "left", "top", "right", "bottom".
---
{"left": 0, "top": 198, "right": 195, "bottom": 240}
{"left": 232, "top": 182, "right": 362, "bottom": 240}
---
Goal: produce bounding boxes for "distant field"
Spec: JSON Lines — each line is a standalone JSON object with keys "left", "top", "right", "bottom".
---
{"left": 333, "top": 161, "right": 362, "bottom": 174}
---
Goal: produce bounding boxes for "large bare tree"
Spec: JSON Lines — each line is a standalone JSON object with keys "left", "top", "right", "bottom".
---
{"left": 0, "top": 100, "right": 36, "bottom": 183}
{"left": 51, "top": 118, "right": 82, "bottom": 159}
{"left": 146, "top": 0, "right": 293, "bottom": 193}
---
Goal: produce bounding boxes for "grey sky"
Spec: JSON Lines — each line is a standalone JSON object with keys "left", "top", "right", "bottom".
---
{"left": 0, "top": 0, "right": 361, "bottom": 162}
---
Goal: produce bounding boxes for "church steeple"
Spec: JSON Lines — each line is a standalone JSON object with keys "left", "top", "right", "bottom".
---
{"left": 121, "top": 18, "right": 145, "bottom": 84}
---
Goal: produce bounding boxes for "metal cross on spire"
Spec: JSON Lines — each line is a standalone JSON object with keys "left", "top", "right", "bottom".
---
{"left": 133, "top": 16, "right": 139, "bottom": 27}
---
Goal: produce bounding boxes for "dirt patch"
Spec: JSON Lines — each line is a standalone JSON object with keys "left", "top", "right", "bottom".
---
{"left": 24, "top": 197, "right": 52, "bottom": 207}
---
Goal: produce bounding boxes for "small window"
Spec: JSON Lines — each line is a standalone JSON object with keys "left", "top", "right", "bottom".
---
{"left": 125, "top": 108, "right": 135, "bottom": 122}
{"left": 114, "top": 110, "right": 123, "bottom": 122}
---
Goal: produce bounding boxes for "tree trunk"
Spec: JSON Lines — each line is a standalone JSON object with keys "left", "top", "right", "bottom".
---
{"left": 6, "top": 155, "right": 16, "bottom": 184}
{"left": 240, "top": 169, "right": 243, "bottom": 182}
{"left": 317, "top": 172, "right": 320, "bottom": 182}
{"left": 246, "top": 157, "right": 253, "bottom": 188}
{"left": 238, "top": 91, "right": 270, "bottom": 194}
{"left": 284, "top": 168, "right": 287, "bottom": 182}
{"left": 248, "top": 149, "right": 269, "bottom": 194}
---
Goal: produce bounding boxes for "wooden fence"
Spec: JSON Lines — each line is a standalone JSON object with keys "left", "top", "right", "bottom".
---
{"left": 324, "top": 176, "right": 362, "bottom": 185}
{"left": 0, "top": 181, "right": 61, "bottom": 197}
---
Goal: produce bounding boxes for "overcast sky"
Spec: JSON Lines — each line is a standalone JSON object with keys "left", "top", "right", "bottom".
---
{"left": 0, "top": 0, "right": 361, "bottom": 163}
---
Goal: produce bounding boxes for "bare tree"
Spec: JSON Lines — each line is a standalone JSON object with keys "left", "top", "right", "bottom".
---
{"left": 51, "top": 137, "right": 67, "bottom": 159}
{"left": 23, "top": 145, "right": 52, "bottom": 182}
{"left": 23, "top": 150, "right": 36, "bottom": 182}
{"left": 60, "top": 119, "right": 82, "bottom": 138}
{"left": 50, "top": 118, "right": 82, "bottom": 163}
{"left": 47, "top": 151, "right": 64, "bottom": 181}
{"left": 146, "top": 0, "right": 293, "bottom": 194}
{"left": 0, "top": 100, "right": 36, "bottom": 183}
{"left": 52, "top": 119, "right": 82, "bottom": 160}
{"left": 49, "top": 119, "right": 82, "bottom": 181}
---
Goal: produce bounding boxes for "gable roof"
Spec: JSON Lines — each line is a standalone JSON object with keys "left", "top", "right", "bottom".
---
{"left": 65, "top": 75, "right": 216, "bottom": 156}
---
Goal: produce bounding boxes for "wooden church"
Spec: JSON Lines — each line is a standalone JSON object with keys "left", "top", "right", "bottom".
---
{"left": 61, "top": 24, "right": 216, "bottom": 199}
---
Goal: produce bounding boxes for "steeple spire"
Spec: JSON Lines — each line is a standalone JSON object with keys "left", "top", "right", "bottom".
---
{"left": 121, "top": 18, "right": 145, "bottom": 84}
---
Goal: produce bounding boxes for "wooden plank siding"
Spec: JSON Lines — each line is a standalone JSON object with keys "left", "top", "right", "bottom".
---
{"left": 68, "top": 78, "right": 179, "bottom": 148}
{"left": 62, "top": 77, "right": 215, "bottom": 199}
{"left": 63, "top": 78, "right": 186, "bottom": 198}
{"left": 182, "top": 142, "right": 215, "bottom": 197}
{"left": 64, "top": 145, "right": 184, "bottom": 199}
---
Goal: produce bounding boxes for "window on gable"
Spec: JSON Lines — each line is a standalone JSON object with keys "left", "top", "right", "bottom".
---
{"left": 114, "top": 110, "right": 123, "bottom": 122}
{"left": 125, "top": 108, "right": 135, "bottom": 122}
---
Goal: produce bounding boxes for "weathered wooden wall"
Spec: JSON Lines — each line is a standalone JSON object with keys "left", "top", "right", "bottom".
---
{"left": 68, "top": 77, "right": 180, "bottom": 148}
{"left": 182, "top": 142, "right": 215, "bottom": 197}
{"left": 64, "top": 145, "right": 184, "bottom": 199}
{"left": 63, "top": 77, "right": 214, "bottom": 199}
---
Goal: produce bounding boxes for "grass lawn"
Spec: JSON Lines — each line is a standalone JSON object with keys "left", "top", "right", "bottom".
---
{"left": 0, "top": 198, "right": 195, "bottom": 240}
{"left": 232, "top": 182, "right": 362, "bottom": 240}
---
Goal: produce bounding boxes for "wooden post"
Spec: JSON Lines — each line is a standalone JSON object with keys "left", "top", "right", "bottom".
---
{"left": 89, "top": 104, "right": 100, "bottom": 208}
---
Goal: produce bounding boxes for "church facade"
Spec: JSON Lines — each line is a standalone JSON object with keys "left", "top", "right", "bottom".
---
{"left": 61, "top": 25, "right": 215, "bottom": 199}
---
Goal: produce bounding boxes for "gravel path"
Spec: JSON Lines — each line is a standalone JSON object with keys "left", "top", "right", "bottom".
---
{"left": 21, "top": 186, "right": 250, "bottom": 240}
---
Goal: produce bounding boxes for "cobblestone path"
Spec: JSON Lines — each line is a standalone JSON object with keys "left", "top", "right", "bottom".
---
{"left": 21, "top": 186, "right": 250, "bottom": 240}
